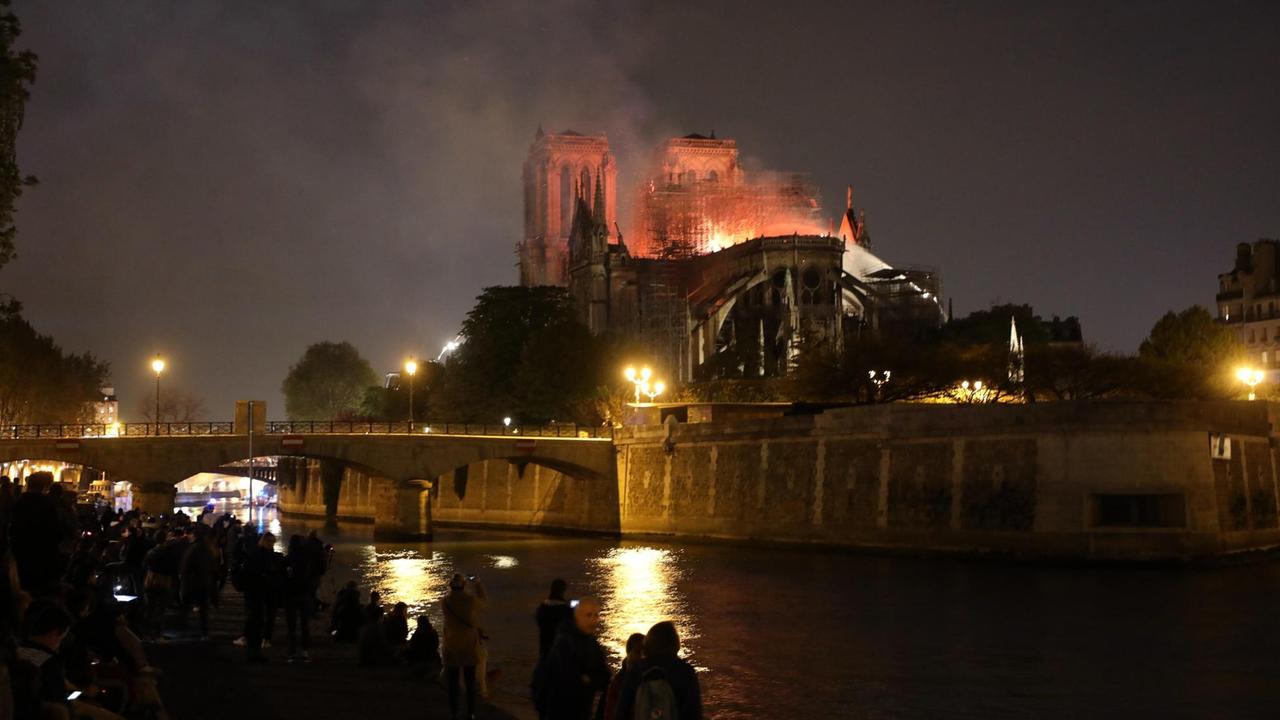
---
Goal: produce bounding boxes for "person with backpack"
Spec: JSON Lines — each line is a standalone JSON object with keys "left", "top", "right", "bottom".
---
{"left": 534, "top": 596, "right": 610, "bottom": 720}
{"left": 614, "top": 621, "right": 702, "bottom": 720}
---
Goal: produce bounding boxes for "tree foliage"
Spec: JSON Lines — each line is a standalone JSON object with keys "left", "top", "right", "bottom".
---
{"left": 0, "top": 299, "right": 110, "bottom": 425}
{"left": 281, "top": 341, "right": 377, "bottom": 420}
{"left": 433, "top": 286, "right": 626, "bottom": 425}
{"left": 0, "top": 0, "right": 37, "bottom": 271}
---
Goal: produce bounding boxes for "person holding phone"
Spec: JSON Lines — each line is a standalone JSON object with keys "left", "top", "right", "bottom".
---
{"left": 16, "top": 599, "right": 124, "bottom": 719}
{"left": 441, "top": 572, "right": 487, "bottom": 720}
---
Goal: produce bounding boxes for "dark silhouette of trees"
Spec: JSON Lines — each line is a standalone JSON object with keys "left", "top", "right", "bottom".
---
{"left": 281, "top": 341, "right": 377, "bottom": 420}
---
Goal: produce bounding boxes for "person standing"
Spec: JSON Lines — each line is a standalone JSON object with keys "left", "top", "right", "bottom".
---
{"left": 441, "top": 573, "right": 486, "bottom": 720}
{"left": 284, "top": 534, "right": 317, "bottom": 662}
{"left": 535, "top": 578, "right": 573, "bottom": 659}
{"left": 535, "top": 597, "right": 610, "bottom": 720}
{"left": 179, "top": 525, "right": 218, "bottom": 640}
{"left": 242, "top": 531, "right": 281, "bottom": 662}
{"left": 614, "top": 621, "right": 702, "bottom": 720}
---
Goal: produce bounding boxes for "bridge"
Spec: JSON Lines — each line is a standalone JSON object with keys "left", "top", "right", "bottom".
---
{"left": 0, "top": 422, "right": 617, "bottom": 539}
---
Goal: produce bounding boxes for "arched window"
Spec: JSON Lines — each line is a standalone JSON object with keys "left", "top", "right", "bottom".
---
{"left": 707, "top": 170, "right": 719, "bottom": 182}
{"left": 581, "top": 167, "right": 592, "bottom": 198}
{"left": 559, "top": 165, "right": 572, "bottom": 233}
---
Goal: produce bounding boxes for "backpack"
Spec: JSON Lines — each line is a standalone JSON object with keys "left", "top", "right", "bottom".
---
{"left": 633, "top": 666, "right": 679, "bottom": 720}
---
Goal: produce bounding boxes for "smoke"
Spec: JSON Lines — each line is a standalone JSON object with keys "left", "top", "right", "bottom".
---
{"left": 7, "top": 0, "right": 669, "bottom": 417}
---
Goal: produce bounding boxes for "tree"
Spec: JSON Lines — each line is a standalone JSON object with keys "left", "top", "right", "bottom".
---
{"left": 136, "top": 387, "right": 206, "bottom": 423}
{"left": 0, "top": 0, "right": 37, "bottom": 271}
{"left": 281, "top": 341, "right": 377, "bottom": 420}
{"left": 0, "top": 298, "right": 110, "bottom": 425}
{"left": 1135, "top": 306, "right": 1245, "bottom": 399}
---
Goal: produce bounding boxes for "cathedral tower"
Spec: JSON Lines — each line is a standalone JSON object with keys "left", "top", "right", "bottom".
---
{"left": 519, "top": 127, "right": 617, "bottom": 286}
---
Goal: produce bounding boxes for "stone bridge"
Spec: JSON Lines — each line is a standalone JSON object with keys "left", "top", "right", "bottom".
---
{"left": 0, "top": 433, "right": 616, "bottom": 539}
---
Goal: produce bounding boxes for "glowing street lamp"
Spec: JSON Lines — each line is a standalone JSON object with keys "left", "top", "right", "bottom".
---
{"left": 1236, "top": 367, "right": 1265, "bottom": 401}
{"left": 959, "top": 379, "right": 984, "bottom": 404}
{"left": 624, "top": 366, "right": 653, "bottom": 404}
{"left": 404, "top": 358, "right": 418, "bottom": 430}
{"left": 150, "top": 355, "right": 165, "bottom": 435}
{"left": 503, "top": 416, "right": 512, "bottom": 434}
{"left": 868, "top": 370, "right": 891, "bottom": 402}
{"left": 642, "top": 380, "right": 666, "bottom": 403}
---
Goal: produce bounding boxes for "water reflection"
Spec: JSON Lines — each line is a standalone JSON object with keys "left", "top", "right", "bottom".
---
{"left": 589, "top": 546, "right": 696, "bottom": 660}
{"left": 487, "top": 554, "right": 519, "bottom": 569}
{"left": 358, "top": 547, "right": 451, "bottom": 616}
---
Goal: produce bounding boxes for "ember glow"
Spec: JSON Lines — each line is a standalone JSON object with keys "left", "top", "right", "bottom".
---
{"left": 633, "top": 135, "right": 828, "bottom": 258}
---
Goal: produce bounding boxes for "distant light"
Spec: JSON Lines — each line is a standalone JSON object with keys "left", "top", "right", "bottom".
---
{"left": 503, "top": 417, "right": 511, "bottom": 427}
{"left": 404, "top": 359, "right": 418, "bottom": 376}
{"left": 151, "top": 356, "right": 165, "bottom": 374}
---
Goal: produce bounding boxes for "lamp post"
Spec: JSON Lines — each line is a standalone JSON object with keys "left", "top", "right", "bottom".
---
{"left": 404, "top": 358, "right": 418, "bottom": 430}
{"left": 642, "top": 380, "right": 666, "bottom": 403}
{"left": 959, "top": 379, "right": 984, "bottom": 404}
{"left": 868, "top": 370, "right": 891, "bottom": 402}
{"left": 1236, "top": 367, "right": 1264, "bottom": 401}
{"left": 624, "top": 366, "right": 652, "bottom": 404}
{"left": 503, "top": 416, "right": 512, "bottom": 435}
{"left": 150, "top": 355, "right": 165, "bottom": 435}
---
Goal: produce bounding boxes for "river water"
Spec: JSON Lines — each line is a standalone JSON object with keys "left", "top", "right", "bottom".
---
{"left": 272, "top": 519, "right": 1280, "bottom": 719}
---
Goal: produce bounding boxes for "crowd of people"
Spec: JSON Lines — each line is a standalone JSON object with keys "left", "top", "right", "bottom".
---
{"left": 0, "top": 472, "right": 176, "bottom": 719}
{"left": 0, "top": 470, "right": 701, "bottom": 720}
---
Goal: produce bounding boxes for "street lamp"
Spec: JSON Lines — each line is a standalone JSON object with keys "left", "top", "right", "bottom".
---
{"left": 404, "top": 358, "right": 418, "bottom": 430}
{"left": 624, "top": 366, "right": 652, "bottom": 404}
{"left": 150, "top": 355, "right": 165, "bottom": 435}
{"left": 959, "top": 379, "right": 984, "bottom": 404}
{"left": 869, "top": 370, "right": 891, "bottom": 402}
{"left": 642, "top": 380, "right": 666, "bottom": 403}
{"left": 1236, "top": 367, "right": 1264, "bottom": 401}
{"left": 503, "top": 416, "right": 512, "bottom": 434}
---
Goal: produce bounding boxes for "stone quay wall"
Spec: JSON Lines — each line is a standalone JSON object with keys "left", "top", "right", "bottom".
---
{"left": 278, "top": 401, "right": 1280, "bottom": 560}
{"left": 613, "top": 401, "right": 1280, "bottom": 560}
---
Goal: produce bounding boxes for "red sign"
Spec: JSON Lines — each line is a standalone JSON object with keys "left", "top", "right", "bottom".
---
{"left": 514, "top": 438, "right": 536, "bottom": 452}
{"left": 281, "top": 435, "right": 304, "bottom": 449}
{"left": 54, "top": 440, "right": 80, "bottom": 450}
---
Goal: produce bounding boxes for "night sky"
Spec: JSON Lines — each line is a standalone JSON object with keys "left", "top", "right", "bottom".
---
{"left": 4, "top": 0, "right": 1278, "bottom": 420}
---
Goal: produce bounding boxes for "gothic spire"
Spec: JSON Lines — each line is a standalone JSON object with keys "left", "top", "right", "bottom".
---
{"left": 592, "top": 174, "right": 605, "bottom": 224}
{"left": 535, "top": 122, "right": 544, "bottom": 140}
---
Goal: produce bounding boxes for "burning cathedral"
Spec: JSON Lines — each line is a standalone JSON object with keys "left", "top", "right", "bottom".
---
{"left": 516, "top": 128, "right": 944, "bottom": 383}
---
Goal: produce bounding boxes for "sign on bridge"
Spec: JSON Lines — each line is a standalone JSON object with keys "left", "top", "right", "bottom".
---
{"left": 281, "top": 435, "right": 304, "bottom": 449}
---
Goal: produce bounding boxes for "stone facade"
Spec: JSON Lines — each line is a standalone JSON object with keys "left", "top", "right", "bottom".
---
{"left": 1217, "top": 239, "right": 1280, "bottom": 373}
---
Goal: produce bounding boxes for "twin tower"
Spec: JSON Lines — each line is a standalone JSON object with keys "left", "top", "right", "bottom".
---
{"left": 518, "top": 127, "right": 619, "bottom": 287}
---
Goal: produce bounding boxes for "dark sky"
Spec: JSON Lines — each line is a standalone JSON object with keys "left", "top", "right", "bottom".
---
{"left": 4, "top": 0, "right": 1278, "bottom": 420}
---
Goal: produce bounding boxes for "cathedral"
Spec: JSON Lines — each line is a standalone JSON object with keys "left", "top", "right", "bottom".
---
{"left": 516, "top": 127, "right": 944, "bottom": 383}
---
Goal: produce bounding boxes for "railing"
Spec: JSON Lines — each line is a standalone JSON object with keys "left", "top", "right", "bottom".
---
{"left": 4, "top": 422, "right": 235, "bottom": 439}
{"left": 3, "top": 421, "right": 611, "bottom": 440}
{"left": 265, "top": 421, "right": 612, "bottom": 439}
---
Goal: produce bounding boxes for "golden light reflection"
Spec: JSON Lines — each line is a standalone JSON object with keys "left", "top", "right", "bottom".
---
{"left": 590, "top": 546, "right": 697, "bottom": 661}
{"left": 359, "top": 547, "right": 451, "bottom": 617}
{"left": 487, "top": 554, "right": 519, "bottom": 569}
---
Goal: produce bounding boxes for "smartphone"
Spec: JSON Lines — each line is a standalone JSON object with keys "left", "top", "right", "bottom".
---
{"left": 67, "top": 691, "right": 82, "bottom": 701}
{"left": 569, "top": 599, "right": 580, "bottom": 608}
{"left": 466, "top": 575, "right": 477, "bottom": 582}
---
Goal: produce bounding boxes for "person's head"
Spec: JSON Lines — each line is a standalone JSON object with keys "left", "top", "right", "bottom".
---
{"left": 369, "top": 590, "right": 381, "bottom": 604}
{"left": 47, "top": 483, "right": 63, "bottom": 500}
{"left": 549, "top": 578, "right": 567, "bottom": 601}
{"left": 258, "top": 532, "right": 275, "bottom": 548}
{"left": 644, "top": 621, "right": 680, "bottom": 662}
{"left": 344, "top": 580, "right": 357, "bottom": 591}
{"left": 449, "top": 573, "right": 465, "bottom": 591}
{"left": 625, "top": 632, "right": 646, "bottom": 664}
{"left": 24, "top": 599, "right": 72, "bottom": 648}
{"left": 392, "top": 601, "right": 407, "bottom": 617}
{"left": 288, "top": 534, "right": 303, "bottom": 554}
{"left": 25, "top": 471, "right": 53, "bottom": 494}
{"left": 572, "top": 597, "right": 601, "bottom": 636}
{"left": 416, "top": 615, "right": 433, "bottom": 629}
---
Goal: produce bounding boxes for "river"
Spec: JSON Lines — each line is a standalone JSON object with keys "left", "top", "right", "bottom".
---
{"left": 271, "top": 519, "right": 1280, "bottom": 719}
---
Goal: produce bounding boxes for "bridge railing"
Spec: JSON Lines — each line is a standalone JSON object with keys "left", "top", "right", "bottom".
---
{"left": 3, "top": 422, "right": 236, "bottom": 439}
{"left": 4, "top": 421, "right": 611, "bottom": 440}
{"left": 264, "top": 421, "right": 612, "bottom": 439}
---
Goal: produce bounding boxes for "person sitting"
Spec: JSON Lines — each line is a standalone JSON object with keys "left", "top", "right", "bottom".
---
{"left": 383, "top": 601, "right": 410, "bottom": 652}
{"left": 330, "top": 581, "right": 363, "bottom": 642}
{"left": 404, "top": 615, "right": 441, "bottom": 676}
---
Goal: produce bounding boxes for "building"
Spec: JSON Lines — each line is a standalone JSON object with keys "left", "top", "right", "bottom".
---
{"left": 518, "top": 128, "right": 945, "bottom": 382}
{"left": 517, "top": 127, "right": 617, "bottom": 287}
{"left": 1216, "top": 240, "right": 1280, "bottom": 370}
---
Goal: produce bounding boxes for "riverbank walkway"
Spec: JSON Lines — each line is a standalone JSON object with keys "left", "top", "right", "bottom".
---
{"left": 143, "top": 592, "right": 519, "bottom": 720}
